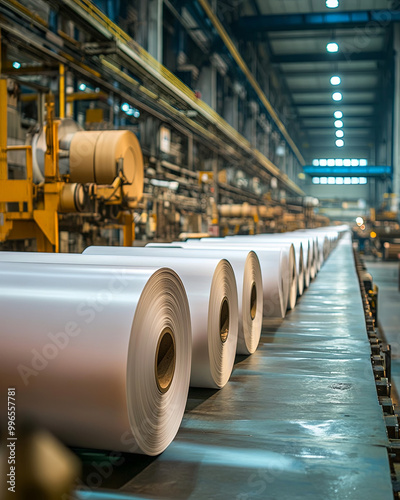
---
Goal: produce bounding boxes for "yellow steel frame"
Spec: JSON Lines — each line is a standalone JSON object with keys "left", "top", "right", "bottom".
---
{"left": 0, "top": 28, "right": 137, "bottom": 250}
{"left": 0, "top": 94, "right": 134, "bottom": 250}
{"left": 0, "top": 77, "right": 61, "bottom": 251}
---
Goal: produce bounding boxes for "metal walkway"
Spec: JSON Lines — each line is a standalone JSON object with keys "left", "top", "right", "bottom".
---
{"left": 76, "top": 236, "right": 392, "bottom": 500}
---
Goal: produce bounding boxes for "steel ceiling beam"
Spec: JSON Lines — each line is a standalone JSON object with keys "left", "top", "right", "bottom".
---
{"left": 282, "top": 69, "right": 380, "bottom": 77}
{"left": 303, "top": 165, "right": 392, "bottom": 176}
{"left": 299, "top": 114, "right": 376, "bottom": 120}
{"left": 232, "top": 10, "right": 400, "bottom": 35}
{"left": 299, "top": 117, "right": 376, "bottom": 122}
{"left": 271, "top": 52, "right": 385, "bottom": 64}
{"left": 269, "top": 32, "right": 385, "bottom": 41}
{"left": 294, "top": 102, "right": 376, "bottom": 107}
{"left": 303, "top": 125, "right": 375, "bottom": 129}
{"left": 290, "top": 88, "right": 377, "bottom": 94}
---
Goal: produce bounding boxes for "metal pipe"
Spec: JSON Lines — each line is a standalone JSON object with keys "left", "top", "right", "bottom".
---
{"left": 59, "top": 63, "right": 65, "bottom": 119}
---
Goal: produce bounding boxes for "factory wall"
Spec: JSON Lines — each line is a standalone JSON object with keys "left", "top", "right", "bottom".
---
{"left": 306, "top": 184, "right": 369, "bottom": 200}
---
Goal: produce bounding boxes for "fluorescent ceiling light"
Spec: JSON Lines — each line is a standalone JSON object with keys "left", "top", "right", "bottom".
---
{"left": 327, "top": 42, "right": 339, "bottom": 53}
{"left": 326, "top": 0, "right": 339, "bottom": 8}
{"left": 330, "top": 76, "right": 341, "bottom": 85}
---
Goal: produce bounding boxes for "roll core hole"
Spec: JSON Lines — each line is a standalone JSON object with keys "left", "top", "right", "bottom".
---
{"left": 219, "top": 298, "right": 230, "bottom": 344}
{"left": 155, "top": 328, "right": 176, "bottom": 394}
{"left": 250, "top": 282, "right": 257, "bottom": 320}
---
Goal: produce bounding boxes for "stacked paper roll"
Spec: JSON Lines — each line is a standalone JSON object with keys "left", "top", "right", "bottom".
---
{"left": 0, "top": 252, "right": 239, "bottom": 389}
{"left": 185, "top": 239, "right": 297, "bottom": 313}
{"left": 86, "top": 246, "right": 262, "bottom": 355}
{"left": 296, "top": 226, "right": 347, "bottom": 263}
{"left": 308, "top": 237, "right": 318, "bottom": 279}
{"left": 225, "top": 234, "right": 307, "bottom": 296}
{"left": 173, "top": 241, "right": 290, "bottom": 319}
{"left": 0, "top": 260, "right": 191, "bottom": 455}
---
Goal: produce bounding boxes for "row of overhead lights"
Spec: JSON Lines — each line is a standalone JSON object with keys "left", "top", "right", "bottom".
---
{"left": 327, "top": 47, "right": 343, "bottom": 146}
{"left": 312, "top": 158, "right": 368, "bottom": 167}
{"left": 325, "top": 0, "right": 343, "bottom": 147}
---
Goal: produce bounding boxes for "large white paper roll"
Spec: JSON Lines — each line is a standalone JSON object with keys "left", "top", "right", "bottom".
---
{"left": 308, "top": 236, "right": 318, "bottom": 280}
{"left": 172, "top": 242, "right": 289, "bottom": 319}
{"left": 263, "top": 235, "right": 312, "bottom": 290}
{"left": 0, "top": 252, "right": 238, "bottom": 389}
{"left": 143, "top": 246, "right": 263, "bottom": 355}
{"left": 296, "top": 228, "right": 338, "bottom": 263}
{"left": 78, "top": 250, "right": 238, "bottom": 388}
{"left": 186, "top": 239, "right": 297, "bottom": 313}
{"left": 225, "top": 235, "right": 307, "bottom": 296}
{"left": 85, "top": 246, "right": 262, "bottom": 356}
{"left": 0, "top": 261, "right": 192, "bottom": 455}
{"left": 299, "top": 231, "right": 328, "bottom": 267}
{"left": 313, "top": 236, "right": 321, "bottom": 273}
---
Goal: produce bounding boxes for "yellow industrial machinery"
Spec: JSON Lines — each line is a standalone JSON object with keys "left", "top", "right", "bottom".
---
{"left": 0, "top": 79, "right": 144, "bottom": 251}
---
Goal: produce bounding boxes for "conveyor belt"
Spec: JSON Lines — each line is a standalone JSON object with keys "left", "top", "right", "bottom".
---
{"left": 366, "top": 260, "right": 400, "bottom": 402}
{"left": 75, "top": 235, "right": 392, "bottom": 499}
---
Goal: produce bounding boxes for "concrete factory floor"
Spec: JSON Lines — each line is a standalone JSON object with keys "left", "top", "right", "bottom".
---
{"left": 366, "top": 259, "right": 400, "bottom": 404}
{"left": 75, "top": 237, "right": 392, "bottom": 500}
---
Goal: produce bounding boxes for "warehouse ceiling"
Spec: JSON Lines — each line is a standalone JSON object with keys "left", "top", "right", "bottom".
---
{"left": 232, "top": 0, "right": 395, "bottom": 162}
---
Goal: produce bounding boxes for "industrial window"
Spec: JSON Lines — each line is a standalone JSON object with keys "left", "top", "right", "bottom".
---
{"left": 312, "top": 158, "right": 368, "bottom": 167}
{"left": 312, "top": 177, "right": 368, "bottom": 185}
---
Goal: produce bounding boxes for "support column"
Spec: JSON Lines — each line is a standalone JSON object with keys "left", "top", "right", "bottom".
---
{"left": 223, "top": 95, "right": 238, "bottom": 130}
{"left": 392, "top": 24, "right": 400, "bottom": 212}
{"left": 244, "top": 103, "right": 258, "bottom": 147}
{"left": 148, "top": 0, "right": 163, "bottom": 62}
{"left": 0, "top": 30, "right": 7, "bottom": 184}
{"left": 197, "top": 65, "right": 217, "bottom": 110}
{"left": 244, "top": 117, "right": 255, "bottom": 146}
